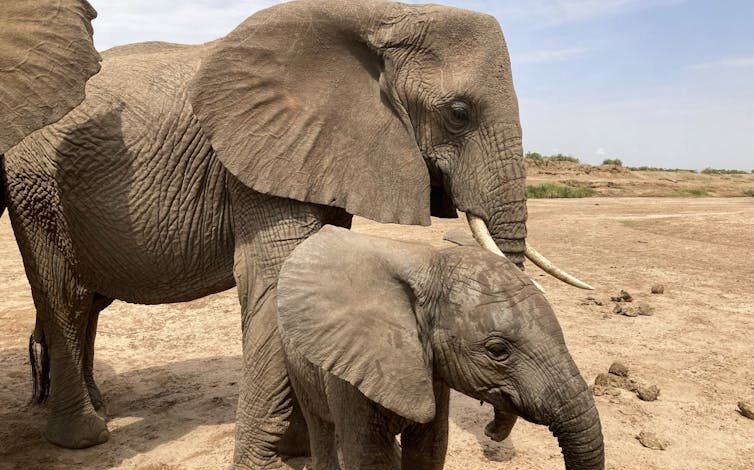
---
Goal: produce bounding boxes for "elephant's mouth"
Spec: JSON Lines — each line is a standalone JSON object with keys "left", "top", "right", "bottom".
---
{"left": 465, "top": 213, "right": 594, "bottom": 291}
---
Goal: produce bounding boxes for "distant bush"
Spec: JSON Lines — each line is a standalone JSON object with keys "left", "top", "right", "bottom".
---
{"left": 525, "top": 152, "right": 580, "bottom": 164}
{"left": 701, "top": 167, "right": 748, "bottom": 175}
{"left": 602, "top": 158, "right": 623, "bottom": 166}
{"left": 527, "top": 183, "right": 595, "bottom": 199}
{"left": 671, "top": 188, "right": 709, "bottom": 197}
{"left": 628, "top": 166, "right": 696, "bottom": 172}
{"left": 743, "top": 189, "right": 754, "bottom": 197}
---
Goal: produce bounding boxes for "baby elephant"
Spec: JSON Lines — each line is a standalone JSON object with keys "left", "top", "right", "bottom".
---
{"left": 277, "top": 226, "right": 604, "bottom": 470}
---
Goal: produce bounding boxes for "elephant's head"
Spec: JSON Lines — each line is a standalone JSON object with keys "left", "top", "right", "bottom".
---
{"left": 277, "top": 226, "right": 605, "bottom": 470}
{"left": 0, "top": 0, "right": 101, "bottom": 154}
{"left": 188, "top": 0, "right": 590, "bottom": 288}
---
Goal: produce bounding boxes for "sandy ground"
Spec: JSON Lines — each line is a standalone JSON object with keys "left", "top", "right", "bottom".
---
{"left": 1, "top": 197, "right": 753, "bottom": 469}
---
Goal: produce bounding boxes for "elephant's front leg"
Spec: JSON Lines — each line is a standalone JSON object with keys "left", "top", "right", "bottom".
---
{"left": 230, "top": 186, "right": 350, "bottom": 469}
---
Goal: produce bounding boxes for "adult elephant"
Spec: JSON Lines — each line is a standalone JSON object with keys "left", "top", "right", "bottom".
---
{"left": 4, "top": 0, "right": 591, "bottom": 467}
{"left": 0, "top": 0, "right": 101, "bottom": 155}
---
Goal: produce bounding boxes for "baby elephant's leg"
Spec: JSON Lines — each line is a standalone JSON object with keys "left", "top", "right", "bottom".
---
{"left": 302, "top": 411, "right": 340, "bottom": 470}
{"left": 329, "top": 380, "right": 400, "bottom": 470}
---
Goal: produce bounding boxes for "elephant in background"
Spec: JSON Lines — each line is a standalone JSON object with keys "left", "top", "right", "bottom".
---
{"left": 0, "top": 0, "right": 101, "bottom": 155}
{"left": 277, "top": 226, "right": 604, "bottom": 469}
{"left": 3, "top": 0, "right": 591, "bottom": 466}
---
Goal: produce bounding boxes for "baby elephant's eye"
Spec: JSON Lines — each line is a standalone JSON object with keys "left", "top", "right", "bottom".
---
{"left": 485, "top": 339, "right": 511, "bottom": 361}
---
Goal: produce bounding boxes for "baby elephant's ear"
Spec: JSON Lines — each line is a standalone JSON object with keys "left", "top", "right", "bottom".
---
{"left": 277, "top": 226, "right": 436, "bottom": 424}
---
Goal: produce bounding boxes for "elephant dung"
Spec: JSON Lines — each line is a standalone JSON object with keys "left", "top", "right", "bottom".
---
{"left": 636, "top": 431, "right": 667, "bottom": 450}
{"left": 635, "top": 384, "right": 661, "bottom": 402}
{"left": 594, "top": 373, "right": 630, "bottom": 390}
{"left": 611, "top": 290, "right": 634, "bottom": 303}
{"left": 609, "top": 362, "right": 630, "bottom": 377}
{"left": 636, "top": 302, "right": 654, "bottom": 316}
{"left": 739, "top": 400, "right": 754, "bottom": 420}
{"left": 651, "top": 284, "right": 665, "bottom": 294}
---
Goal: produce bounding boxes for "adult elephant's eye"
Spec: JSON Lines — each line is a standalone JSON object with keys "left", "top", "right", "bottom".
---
{"left": 446, "top": 101, "right": 472, "bottom": 133}
{"left": 485, "top": 339, "right": 510, "bottom": 361}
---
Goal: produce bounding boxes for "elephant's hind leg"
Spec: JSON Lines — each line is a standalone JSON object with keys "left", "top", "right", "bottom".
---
{"left": 16, "top": 241, "right": 109, "bottom": 447}
{"left": 83, "top": 294, "right": 114, "bottom": 412}
{"left": 35, "top": 280, "right": 109, "bottom": 448}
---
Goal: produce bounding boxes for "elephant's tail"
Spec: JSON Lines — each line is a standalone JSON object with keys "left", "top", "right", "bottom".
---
{"left": 0, "top": 154, "right": 5, "bottom": 219}
{"left": 28, "top": 331, "right": 51, "bottom": 404}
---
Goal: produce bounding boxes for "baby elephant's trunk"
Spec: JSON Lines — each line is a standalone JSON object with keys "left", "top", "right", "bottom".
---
{"left": 485, "top": 407, "right": 518, "bottom": 442}
{"left": 28, "top": 328, "right": 51, "bottom": 404}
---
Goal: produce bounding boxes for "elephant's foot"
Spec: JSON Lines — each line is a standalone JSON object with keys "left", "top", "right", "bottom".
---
{"left": 45, "top": 411, "right": 109, "bottom": 449}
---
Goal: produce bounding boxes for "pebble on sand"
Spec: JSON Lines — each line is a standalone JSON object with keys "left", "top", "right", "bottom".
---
{"left": 637, "top": 431, "right": 667, "bottom": 450}
{"left": 651, "top": 284, "right": 665, "bottom": 294}
{"left": 739, "top": 401, "right": 754, "bottom": 420}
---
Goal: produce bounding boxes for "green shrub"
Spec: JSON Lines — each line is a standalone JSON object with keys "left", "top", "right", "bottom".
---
{"left": 628, "top": 166, "right": 696, "bottom": 172}
{"left": 550, "top": 153, "right": 580, "bottom": 163}
{"left": 743, "top": 189, "right": 754, "bottom": 197}
{"left": 671, "top": 188, "right": 709, "bottom": 197}
{"left": 525, "top": 152, "right": 580, "bottom": 164}
{"left": 701, "top": 167, "right": 748, "bottom": 175}
{"left": 602, "top": 158, "right": 623, "bottom": 166}
{"left": 527, "top": 183, "right": 595, "bottom": 199}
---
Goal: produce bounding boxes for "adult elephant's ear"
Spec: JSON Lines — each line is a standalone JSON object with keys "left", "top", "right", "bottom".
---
{"left": 0, "top": 0, "right": 101, "bottom": 154}
{"left": 188, "top": 0, "right": 430, "bottom": 225}
{"left": 277, "top": 226, "right": 436, "bottom": 423}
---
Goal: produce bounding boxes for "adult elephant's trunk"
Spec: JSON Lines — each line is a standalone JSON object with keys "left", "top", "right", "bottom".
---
{"left": 548, "top": 391, "right": 605, "bottom": 470}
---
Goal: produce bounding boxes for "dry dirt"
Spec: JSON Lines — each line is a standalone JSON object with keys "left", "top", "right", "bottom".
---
{"left": 528, "top": 161, "right": 754, "bottom": 197}
{"left": 1, "top": 197, "right": 753, "bottom": 469}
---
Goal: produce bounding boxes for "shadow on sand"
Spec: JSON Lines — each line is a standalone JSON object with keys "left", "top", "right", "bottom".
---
{"left": 0, "top": 352, "right": 243, "bottom": 468}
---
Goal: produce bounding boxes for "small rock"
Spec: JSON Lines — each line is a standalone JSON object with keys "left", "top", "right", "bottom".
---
{"left": 609, "top": 362, "right": 629, "bottom": 377}
{"left": 613, "top": 304, "right": 623, "bottom": 314}
{"left": 636, "top": 384, "right": 661, "bottom": 402}
{"left": 739, "top": 401, "right": 754, "bottom": 420}
{"left": 581, "top": 296, "right": 604, "bottom": 306}
{"left": 620, "top": 290, "right": 634, "bottom": 302}
{"left": 637, "top": 302, "right": 654, "bottom": 316}
{"left": 651, "top": 284, "right": 665, "bottom": 294}
{"left": 637, "top": 431, "right": 667, "bottom": 450}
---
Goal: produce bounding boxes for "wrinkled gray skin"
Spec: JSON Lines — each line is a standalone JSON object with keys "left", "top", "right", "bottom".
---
{"left": 0, "top": 0, "right": 100, "bottom": 154}
{"left": 4, "top": 1, "right": 532, "bottom": 467}
{"left": 277, "top": 227, "right": 604, "bottom": 470}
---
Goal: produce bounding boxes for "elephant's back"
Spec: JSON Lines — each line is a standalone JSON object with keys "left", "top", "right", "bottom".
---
{"left": 7, "top": 42, "right": 236, "bottom": 305}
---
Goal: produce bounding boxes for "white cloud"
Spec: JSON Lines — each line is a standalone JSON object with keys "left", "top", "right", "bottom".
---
{"left": 595, "top": 148, "right": 606, "bottom": 156}
{"left": 688, "top": 56, "right": 754, "bottom": 70}
{"left": 89, "top": 0, "right": 282, "bottom": 50}
{"left": 514, "top": 46, "right": 587, "bottom": 64}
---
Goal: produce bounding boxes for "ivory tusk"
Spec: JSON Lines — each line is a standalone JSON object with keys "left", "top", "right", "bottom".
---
{"left": 466, "top": 213, "right": 594, "bottom": 291}
{"left": 525, "top": 245, "right": 594, "bottom": 290}
{"left": 466, "top": 214, "right": 545, "bottom": 293}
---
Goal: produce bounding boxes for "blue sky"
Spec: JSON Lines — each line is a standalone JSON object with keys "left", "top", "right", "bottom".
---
{"left": 90, "top": 1, "right": 754, "bottom": 170}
